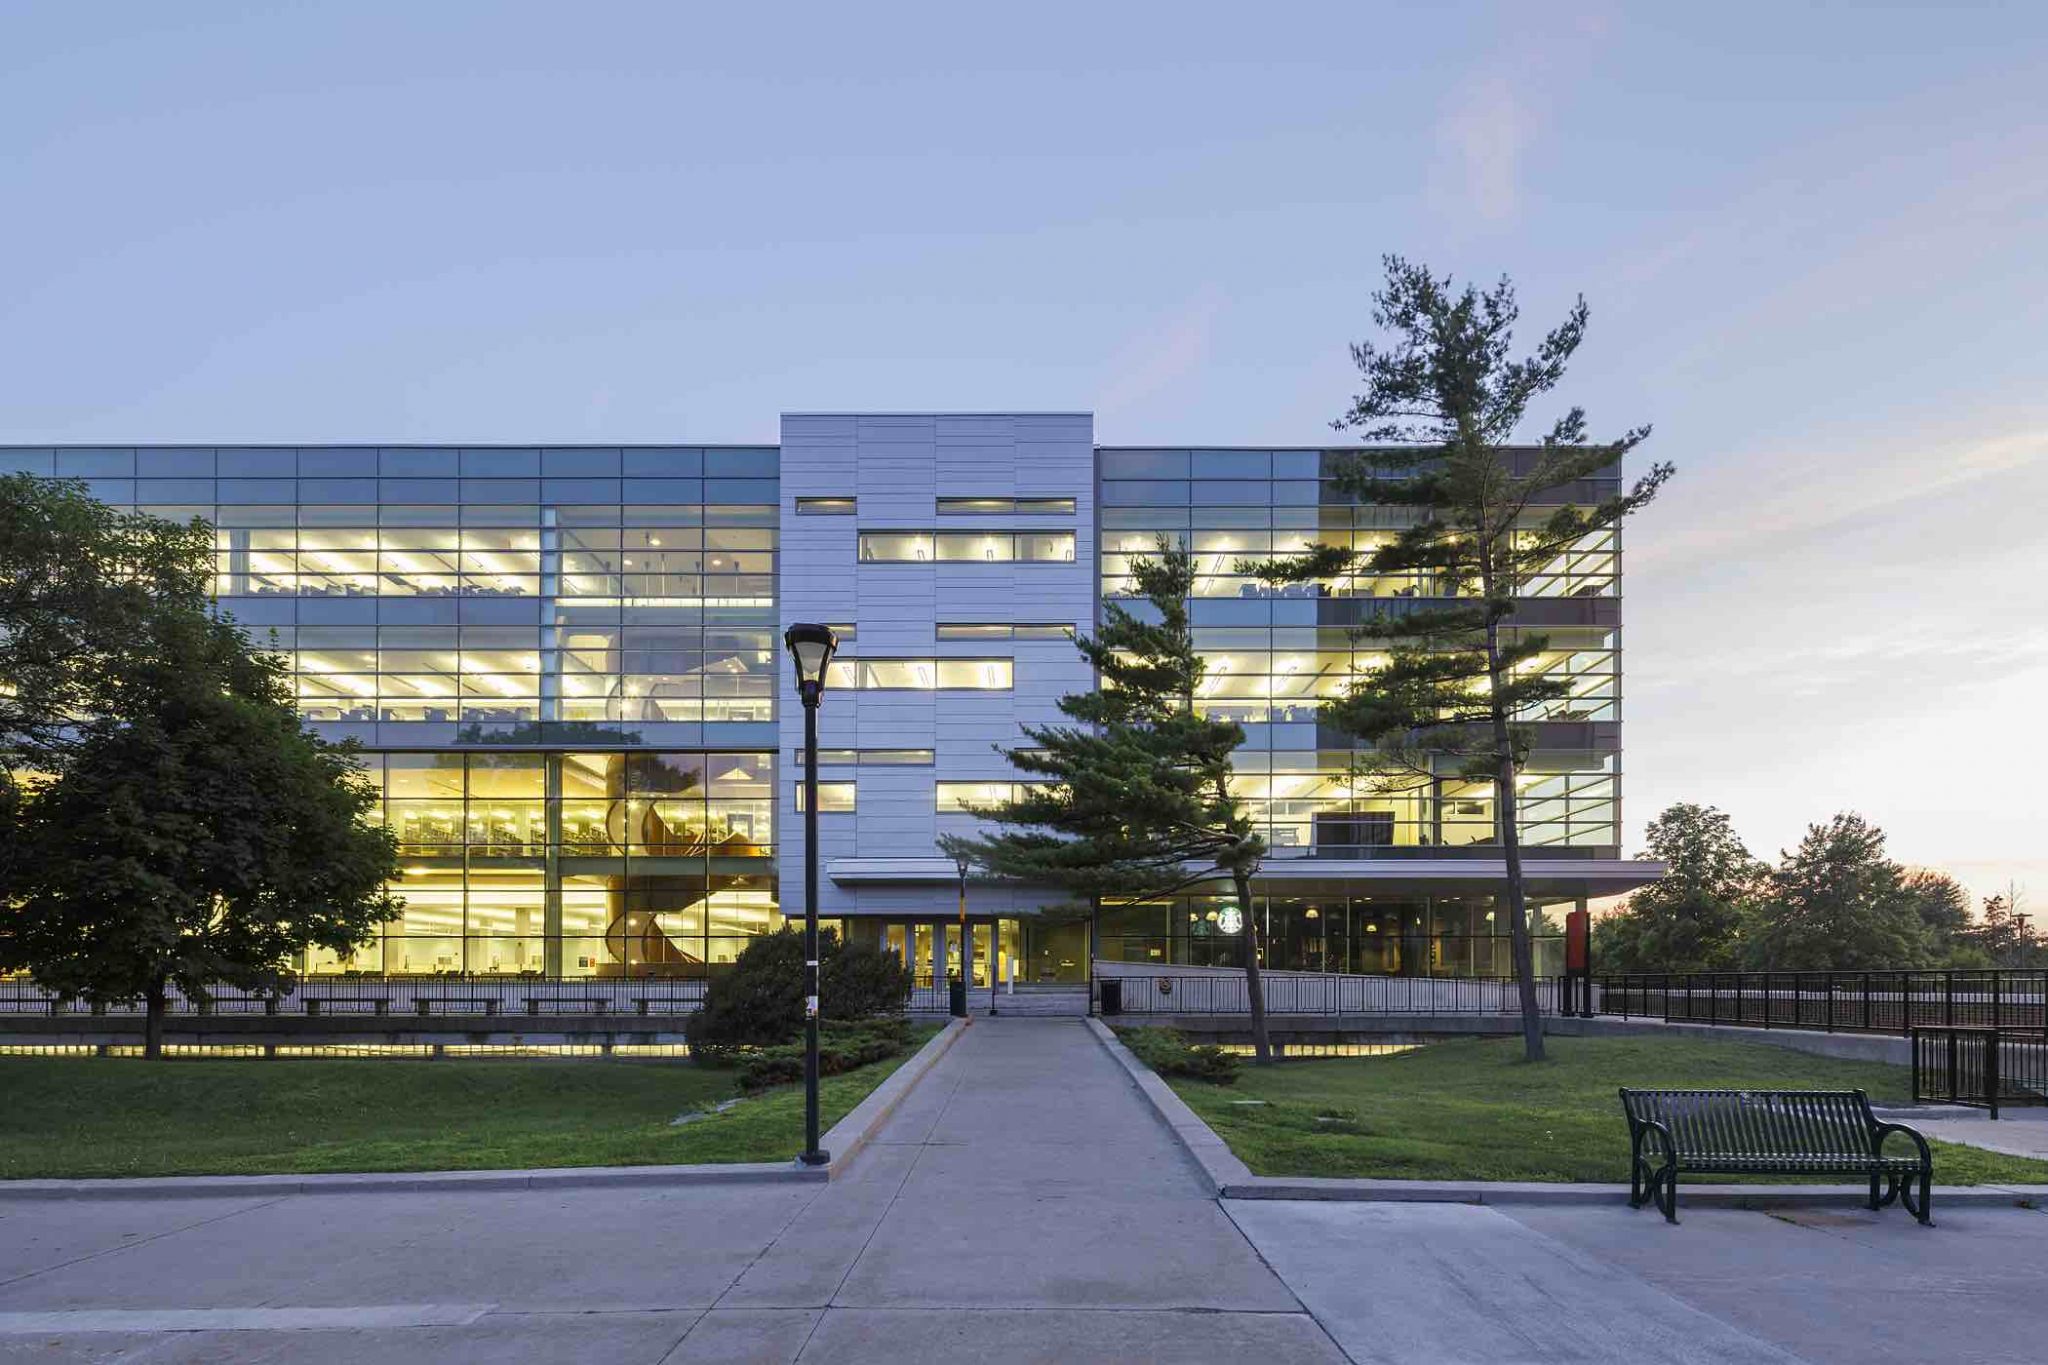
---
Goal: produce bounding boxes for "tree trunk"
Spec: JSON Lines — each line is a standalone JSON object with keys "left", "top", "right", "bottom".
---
{"left": 144, "top": 977, "right": 167, "bottom": 1061}
{"left": 1234, "top": 868, "right": 1274, "bottom": 1064}
{"left": 1484, "top": 617, "right": 1546, "bottom": 1063}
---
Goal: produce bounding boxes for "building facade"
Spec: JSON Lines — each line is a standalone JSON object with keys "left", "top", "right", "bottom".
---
{"left": 2, "top": 413, "right": 1658, "bottom": 988}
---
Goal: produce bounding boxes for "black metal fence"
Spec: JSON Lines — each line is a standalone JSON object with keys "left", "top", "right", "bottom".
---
{"left": 0, "top": 973, "right": 991, "bottom": 1022}
{"left": 1099, "top": 973, "right": 1560, "bottom": 1016}
{"left": 1596, "top": 971, "right": 2048, "bottom": 1038}
{"left": 1911, "top": 1026, "right": 2048, "bottom": 1119}
{"left": 0, "top": 975, "right": 714, "bottom": 1020}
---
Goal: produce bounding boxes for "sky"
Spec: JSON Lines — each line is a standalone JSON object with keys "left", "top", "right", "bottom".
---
{"left": 4, "top": 2, "right": 2044, "bottom": 903}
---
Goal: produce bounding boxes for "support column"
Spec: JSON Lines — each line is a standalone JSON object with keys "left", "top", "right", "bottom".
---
{"left": 543, "top": 752, "right": 564, "bottom": 976}
{"left": 930, "top": 923, "right": 946, "bottom": 985}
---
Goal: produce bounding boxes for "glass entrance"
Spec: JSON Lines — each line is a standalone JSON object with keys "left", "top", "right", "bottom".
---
{"left": 869, "top": 918, "right": 1034, "bottom": 986}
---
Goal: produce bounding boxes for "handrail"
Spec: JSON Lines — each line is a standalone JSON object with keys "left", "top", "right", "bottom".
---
{"left": 1592, "top": 969, "right": 2048, "bottom": 1040}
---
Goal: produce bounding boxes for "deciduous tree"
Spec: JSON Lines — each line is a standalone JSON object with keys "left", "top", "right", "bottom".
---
{"left": 1741, "top": 813, "right": 1934, "bottom": 972}
{"left": 0, "top": 476, "right": 214, "bottom": 895}
{"left": 1, "top": 602, "right": 400, "bottom": 1057}
{"left": 1593, "top": 803, "right": 1760, "bottom": 972}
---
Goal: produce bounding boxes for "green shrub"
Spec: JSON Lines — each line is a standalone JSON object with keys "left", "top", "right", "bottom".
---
{"left": 733, "top": 1019, "right": 916, "bottom": 1092}
{"left": 1117, "top": 1026, "right": 1241, "bottom": 1084}
{"left": 825, "top": 936, "right": 916, "bottom": 1019}
{"left": 691, "top": 928, "right": 912, "bottom": 1049}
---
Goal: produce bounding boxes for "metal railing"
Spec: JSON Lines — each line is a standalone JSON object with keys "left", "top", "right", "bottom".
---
{"left": 0, "top": 973, "right": 992, "bottom": 1022}
{"left": 1912, "top": 1026, "right": 2048, "bottom": 1119}
{"left": 0, "top": 975, "right": 713, "bottom": 1020}
{"left": 1099, "top": 972, "right": 1561, "bottom": 1017}
{"left": 1596, "top": 970, "right": 2048, "bottom": 1038}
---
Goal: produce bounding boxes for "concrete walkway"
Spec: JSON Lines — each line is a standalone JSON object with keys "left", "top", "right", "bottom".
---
{"left": 7, "top": 1019, "right": 2048, "bottom": 1363}
{"left": 1910, "top": 1106, "right": 2048, "bottom": 1160}
{"left": 0, "top": 1019, "right": 1342, "bottom": 1363}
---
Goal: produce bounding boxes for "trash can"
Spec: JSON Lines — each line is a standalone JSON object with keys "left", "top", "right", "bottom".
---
{"left": 1100, "top": 978, "right": 1123, "bottom": 1016}
{"left": 949, "top": 976, "right": 968, "bottom": 1018}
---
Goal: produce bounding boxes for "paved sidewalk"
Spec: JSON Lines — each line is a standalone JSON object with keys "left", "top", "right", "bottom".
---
{"left": 9, "top": 1019, "right": 2048, "bottom": 1363}
{"left": 1910, "top": 1106, "right": 2048, "bottom": 1160}
{"left": 0, "top": 1019, "right": 1343, "bottom": 1363}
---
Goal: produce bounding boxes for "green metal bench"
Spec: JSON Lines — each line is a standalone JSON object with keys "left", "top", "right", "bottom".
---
{"left": 1618, "top": 1088, "right": 1933, "bottom": 1225}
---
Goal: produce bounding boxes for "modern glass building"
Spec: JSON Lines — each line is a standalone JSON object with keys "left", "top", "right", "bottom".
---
{"left": 2, "top": 413, "right": 1659, "bottom": 990}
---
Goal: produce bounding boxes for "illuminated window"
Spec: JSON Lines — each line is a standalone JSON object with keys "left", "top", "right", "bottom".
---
{"left": 934, "top": 658, "right": 1013, "bottom": 689}
{"left": 936, "top": 781, "right": 1049, "bottom": 812}
{"left": 796, "top": 497, "right": 856, "bottom": 515}
{"left": 842, "top": 659, "right": 1011, "bottom": 691}
{"left": 937, "top": 496, "right": 1075, "bottom": 515}
{"left": 794, "top": 782, "right": 856, "bottom": 812}
{"left": 791, "top": 749, "right": 860, "bottom": 769}
{"left": 860, "top": 659, "right": 932, "bottom": 689}
{"left": 937, "top": 782, "right": 1016, "bottom": 812}
{"left": 935, "top": 532, "right": 1016, "bottom": 563}
{"left": 937, "top": 622, "right": 1072, "bottom": 640}
{"left": 792, "top": 748, "right": 932, "bottom": 768}
{"left": 1017, "top": 532, "right": 1076, "bottom": 562}
{"left": 860, "top": 530, "right": 1074, "bottom": 564}
{"left": 858, "top": 531, "right": 933, "bottom": 562}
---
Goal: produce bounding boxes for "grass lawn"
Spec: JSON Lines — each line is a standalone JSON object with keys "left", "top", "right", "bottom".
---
{"left": 1155, "top": 1034, "right": 2048, "bottom": 1185}
{"left": 0, "top": 1026, "right": 939, "bottom": 1179}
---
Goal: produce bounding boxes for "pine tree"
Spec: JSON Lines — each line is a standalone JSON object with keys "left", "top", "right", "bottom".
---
{"left": 1240, "top": 257, "right": 1670, "bottom": 1061}
{"left": 941, "top": 540, "right": 1277, "bottom": 1062}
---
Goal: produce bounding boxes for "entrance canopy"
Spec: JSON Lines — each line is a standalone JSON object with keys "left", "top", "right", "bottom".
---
{"left": 828, "top": 855, "right": 1665, "bottom": 905}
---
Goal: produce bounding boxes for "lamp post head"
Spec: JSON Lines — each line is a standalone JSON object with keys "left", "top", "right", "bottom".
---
{"left": 784, "top": 623, "right": 838, "bottom": 706}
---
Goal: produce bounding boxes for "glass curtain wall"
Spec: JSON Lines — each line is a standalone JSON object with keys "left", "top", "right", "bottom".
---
{"left": 1096, "top": 894, "right": 1570, "bottom": 977}
{"left": 1097, "top": 448, "right": 1622, "bottom": 860}
{"left": 51, "top": 445, "right": 790, "bottom": 978}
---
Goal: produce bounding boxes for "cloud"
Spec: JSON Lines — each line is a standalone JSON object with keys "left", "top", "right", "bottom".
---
{"left": 1631, "top": 421, "right": 2048, "bottom": 572}
{"left": 1092, "top": 288, "right": 1220, "bottom": 420}
{"left": 1434, "top": 74, "right": 1531, "bottom": 222}
{"left": 1426, "top": 5, "right": 1614, "bottom": 226}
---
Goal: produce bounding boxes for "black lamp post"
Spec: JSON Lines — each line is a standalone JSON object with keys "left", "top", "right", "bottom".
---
{"left": 955, "top": 851, "right": 978, "bottom": 1018}
{"left": 784, "top": 622, "right": 838, "bottom": 1167}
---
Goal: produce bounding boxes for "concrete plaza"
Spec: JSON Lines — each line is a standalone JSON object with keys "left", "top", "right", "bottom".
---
{"left": 3, "top": 1019, "right": 2046, "bottom": 1363}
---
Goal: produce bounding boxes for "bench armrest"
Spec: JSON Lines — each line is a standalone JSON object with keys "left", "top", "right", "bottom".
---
{"left": 1872, "top": 1121, "right": 1932, "bottom": 1171}
{"left": 1633, "top": 1117, "right": 1676, "bottom": 1168}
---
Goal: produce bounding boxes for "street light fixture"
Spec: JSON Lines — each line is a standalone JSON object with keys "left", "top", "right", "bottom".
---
{"left": 954, "top": 851, "right": 981, "bottom": 1018}
{"left": 784, "top": 622, "right": 838, "bottom": 1167}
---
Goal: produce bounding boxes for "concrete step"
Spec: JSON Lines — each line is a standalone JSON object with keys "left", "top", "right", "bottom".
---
{"left": 989, "top": 988, "right": 1092, "bottom": 1018}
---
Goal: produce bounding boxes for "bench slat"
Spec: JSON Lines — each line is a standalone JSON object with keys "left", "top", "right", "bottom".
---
{"left": 1620, "top": 1087, "right": 1932, "bottom": 1225}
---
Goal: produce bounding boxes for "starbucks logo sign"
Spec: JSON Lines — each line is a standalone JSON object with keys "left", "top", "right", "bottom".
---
{"left": 1216, "top": 907, "right": 1244, "bottom": 935}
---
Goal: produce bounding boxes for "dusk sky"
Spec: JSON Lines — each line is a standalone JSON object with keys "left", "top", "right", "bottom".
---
{"left": 5, "top": 3, "right": 2043, "bottom": 902}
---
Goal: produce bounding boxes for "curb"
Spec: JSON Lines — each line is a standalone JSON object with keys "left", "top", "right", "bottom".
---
{"left": 1085, "top": 1016, "right": 1250, "bottom": 1194}
{"left": 817, "top": 1016, "right": 967, "bottom": 1178}
{"left": 1082, "top": 1018, "right": 2048, "bottom": 1211}
{"left": 0, "top": 1019, "right": 967, "bottom": 1202}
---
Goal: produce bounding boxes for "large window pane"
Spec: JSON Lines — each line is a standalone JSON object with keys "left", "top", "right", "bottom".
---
{"left": 935, "top": 532, "right": 1014, "bottom": 562}
{"left": 935, "top": 658, "right": 1012, "bottom": 689}
{"left": 858, "top": 531, "right": 933, "bottom": 562}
